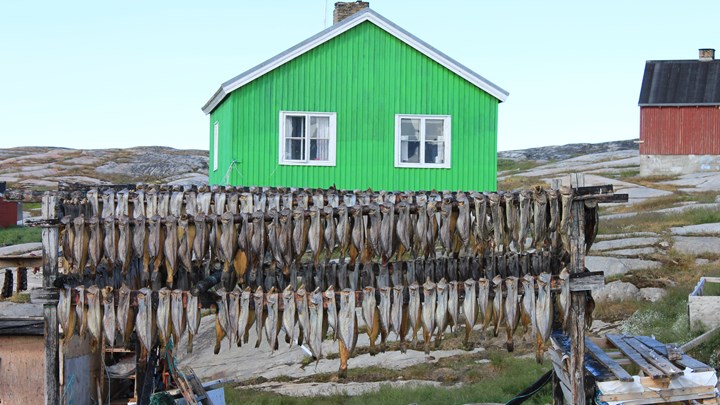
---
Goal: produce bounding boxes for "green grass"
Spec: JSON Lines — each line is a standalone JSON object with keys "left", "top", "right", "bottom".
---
{"left": 599, "top": 207, "right": 720, "bottom": 235}
{"left": 225, "top": 353, "right": 552, "bottom": 405}
{"left": 0, "top": 226, "right": 41, "bottom": 247}
{"left": 497, "top": 158, "right": 545, "bottom": 173}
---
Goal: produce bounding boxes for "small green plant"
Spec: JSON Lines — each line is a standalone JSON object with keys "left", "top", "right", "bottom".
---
{"left": 0, "top": 226, "right": 41, "bottom": 247}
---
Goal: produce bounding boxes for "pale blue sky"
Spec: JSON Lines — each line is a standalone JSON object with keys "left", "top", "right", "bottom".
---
{"left": 1, "top": 1, "right": 718, "bottom": 152}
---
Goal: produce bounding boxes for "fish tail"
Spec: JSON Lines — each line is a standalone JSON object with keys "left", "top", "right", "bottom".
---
{"left": 187, "top": 333, "right": 194, "bottom": 354}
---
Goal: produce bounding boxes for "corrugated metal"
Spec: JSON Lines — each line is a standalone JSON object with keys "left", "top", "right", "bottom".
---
{"left": 640, "top": 106, "right": 720, "bottom": 155}
{"left": 209, "top": 21, "right": 498, "bottom": 191}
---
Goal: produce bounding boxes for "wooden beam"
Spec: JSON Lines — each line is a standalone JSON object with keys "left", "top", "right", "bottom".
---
{"left": 41, "top": 193, "right": 60, "bottom": 405}
{"left": 0, "top": 255, "right": 43, "bottom": 268}
{"left": 584, "top": 338, "right": 633, "bottom": 382}
{"left": 568, "top": 183, "right": 587, "bottom": 405}
{"left": 634, "top": 335, "right": 714, "bottom": 372}
{"left": 606, "top": 334, "right": 664, "bottom": 379}
{"left": 624, "top": 337, "right": 683, "bottom": 377}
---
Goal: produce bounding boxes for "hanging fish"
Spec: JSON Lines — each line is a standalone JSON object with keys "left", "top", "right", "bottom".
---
{"left": 145, "top": 188, "right": 158, "bottom": 217}
{"left": 156, "top": 288, "right": 172, "bottom": 348}
{"left": 546, "top": 188, "right": 561, "bottom": 252}
{"left": 378, "top": 286, "right": 392, "bottom": 339}
{"left": 503, "top": 193, "right": 517, "bottom": 251}
{"left": 414, "top": 200, "right": 428, "bottom": 258}
{"left": 219, "top": 211, "right": 237, "bottom": 285}
{"left": 448, "top": 280, "right": 460, "bottom": 334}
{"left": 471, "top": 192, "right": 488, "bottom": 255}
{"left": 491, "top": 275, "right": 504, "bottom": 337}
{"left": 170, "top": 188, "right": 184, "bottom": 217}
{"left": 132, "top": 215, "right": 149, "bottom": 284}
{"left": 367, "top": 204, "right": 382, "bottom": 260}
{"left": 281, "top": 285, "right": 297, "bottom": 346}
{"left": 117, "top": 215, "right": 132, "bottom": 276}
{"left": 253, "top": 286, "right": 265, "bottom": 348}
{"left": 533, "top": 187, "right": 548, "bottom": 250}
{"left": 462, "top": 279, "right": 477, "bottom": 346}
{"left": 278, "top": 209, "right": 294, "bottom": 275}
{"left": 185, "top": 293, "right": 201, "bottom": 353}
{"left": 517, "top": 190, "right": 531, "bottom": 253}
{"left": 171, "top": 289, "right": 186, "bottom": 346}
{"left": 238, "top": 287, "right": 253, "bottom": 346}
{"left": 177, "top": 216, "right": 193, "bottom": 273}
{"left": 335, "top": 205, "right": 350, "bottom": 263}
{"left": 163, "top": 215, "right": 179, "bottom": 287}
{"left": 488, "top": 193, "right": 505, "bottom": 252}
{"left": 535, "top": 272, "right": 552, "bottom": 363}
{"left": 102, "top": 286, "right": 115, "bottom": 347}
{"left": 421, "top": 278, "right": 437, "bottom": 354}
{"left": 214, "top": 190, "right": 226, "bottom": 216}
{"left": 391, "top": 285, "right": 406, "bottom": 351}
{"left": 102, "top": 216, "right": 117, "bottom": 272}
{"left": 58, "top": 285, "right": 76, "bottom": 343}
{"left": 425, "top": 201, "right": 439, "bottom": 258}
{"left": 559, "top": 187, "right": 574, "bottom": 255}
{"left": 307, "top": 288, "right": 324, "bottom": 360}
{"left": 87, "top": 216, "right": 104, "bottom": 274}
{"left": 379, "top": 202, "right": 396, "bottom": 263}
{"left": 325, "top": 285, "right": 338, "bottom": 341}
{"left": 72, "top": 216, "right": 88, "bottom": 274}
{"left": 558, "top": 268, "right": 570, "bottom": 328}
{"left": 296, "top": 286, "right": 310, "bottom": 346}
{"left": 292, "top": 207, "right": 309, "bottom": 264}
{"left": 338, "top": 288, "right": 357, "bottom": 353}
{"left": 435, "top": 278, "right": 450, "bottom": 348}
{"left": 362, "top": 286, "right": 382, "bottom": 354}
{"left": 504, "top": 276, "right": 519, "bottom": 352}
{"left": 192, "top": 213, "right": 209, "bottom": 267}
{"left": 408, "top": 282, "right": 421, "bottom": 346}
{"left": 521, "top": 273, "right": 536, "bottom": 338}
{"left": 439, "top": 198, "right": 454, "bottom": 256}
{"left": 478, "top": 278, "right": 491, "bottom": 332}
{"left": 349, "top": 205, "right": 365, "bottom": 265}
{"left": 117, "top": 285, "right": 134, "bottom": 345}
{"left": 147, "top": 215, "right": 165, "bottom": 286}
{"left": 455, "top": 192, "right": 471, "bottom": 256}
{"left": 75, "top": 286, "right": 87, "bottom": 338}
{"left": 86, "top": 286, "right": 102, "bottom": 351}
{"left": 323, "top": 206, "right": 336, "bottom": 263}
{"left": 308, "top": 206, "right": 324, "bottom": 265}
{"left": 136, "top": 288, "right": 156, "bottom": 353}
{"left": 265, "top": 287, "right": 280, "bottom": 351}
{"left": 396, "top": 201, "right": 412, "bottom": 260}
{"left": 214, "top": 288, "right": 229, "bottom": 354}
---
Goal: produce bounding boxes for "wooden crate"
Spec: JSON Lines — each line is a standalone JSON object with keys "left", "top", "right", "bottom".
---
{"left": 689, "top": 277, "right": 720, "bottom": 330}
{"left": 551, "top": 332, "right": 718, "bottom": 404}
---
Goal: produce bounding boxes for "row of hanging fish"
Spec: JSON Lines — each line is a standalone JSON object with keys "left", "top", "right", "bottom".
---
{"left": 55, "top": 185, "right": 598, "bottom": 291}
{"left": 56, "top": 270, "right": 577, "bottom": 376}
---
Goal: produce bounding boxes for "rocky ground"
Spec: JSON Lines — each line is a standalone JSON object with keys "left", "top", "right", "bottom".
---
{"left": 0, "top": 146, "right": 208, "bottom": 188}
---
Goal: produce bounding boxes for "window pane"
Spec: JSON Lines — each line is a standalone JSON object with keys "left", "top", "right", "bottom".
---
{"left": 425, "top": 140, "right": 444, "bottom": 164}
{"left": 401, "top": 140, "right": 420, "bottom": 163}
{"left": 426, "top": 119, "right": 444, "bottom": 141}
{"left": 285, "top": 139, "right": 305, "bottom": 160}
{"left": 310, "top": 116, "right": 329, "bottom": 139}
{"left": 400, "top": 118, "right": 420, "bottom": 140}
{"left": 285, "top": 116, "right": 305, "bottom": 139}
{"left": 310, "top": 139, "right": 329, "bottom": 161}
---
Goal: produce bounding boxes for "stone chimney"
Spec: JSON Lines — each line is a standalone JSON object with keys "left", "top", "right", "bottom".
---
{"left": 333, "top": 1, "right": 370, "bottom": 24}
{"left": 699, "top": 48, "right": 715, "bottom": 61}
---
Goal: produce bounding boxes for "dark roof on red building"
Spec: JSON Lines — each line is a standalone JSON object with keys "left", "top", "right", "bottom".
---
{"left": 639, "top": 59, "right": 720, "bottom": 106}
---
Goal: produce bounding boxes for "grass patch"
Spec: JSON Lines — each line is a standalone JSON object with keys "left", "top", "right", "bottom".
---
{"left": 497, "top": 158, "right": 544, "bottom": 173}
{"left": 225, "top": 351, "right": 552, "bottom": 404}
{"left": 593, "top": 299, "right": 644, "bottom": 323}
{"left": 599, "top": 207, "right": 720, "bottom": 235}
{"left": 611, "top": 191, "right": 719, "bottom": 214}
{"left": 0, "top": 226, "right": 41, "bottom": 247}
{"left": 497, "top": 176, "right": 550, "bottom": 192}
{"left": 1, "top": 293, "right": 31, "bottom": 303}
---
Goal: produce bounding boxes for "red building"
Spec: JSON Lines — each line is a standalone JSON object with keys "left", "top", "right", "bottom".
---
{"left": 638, "top": 48, "right": 720, "bottom": 175}
{"left": 0, "top": 197, "right": 18, "bottom": 228}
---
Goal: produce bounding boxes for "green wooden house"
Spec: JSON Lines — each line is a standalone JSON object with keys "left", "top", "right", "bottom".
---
{"left": 202, "top": 5, "right": 508, "bottom": 191}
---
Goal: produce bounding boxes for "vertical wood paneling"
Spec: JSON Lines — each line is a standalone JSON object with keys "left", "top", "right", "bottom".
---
{"left": 641, "top": 106, "right": 720, "bottom": 155}
{"left": 210, "top": 21, "right": 499, "bottom": 191}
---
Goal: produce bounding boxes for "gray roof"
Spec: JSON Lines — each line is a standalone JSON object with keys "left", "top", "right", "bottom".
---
{"left": 639, "top": 59, "right": 720, "bottom": 106}
{"left": 202, "top": 8, "right": 508, "bottom": 114}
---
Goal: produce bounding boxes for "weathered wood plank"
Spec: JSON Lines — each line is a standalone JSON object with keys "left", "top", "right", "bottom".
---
{"left": 606, "top": 334, "right": 664, "bottom": 379}
{"left": 598, "top": 385, "right": 715, "bottom": 402}
{"left": 0, "top": 256, "right": 43, "bottom": 268}
{"left": 568, "top": 271, "right": 604, "bottom": 292}
{"left": 584, "top": 338, "right": 634, "bottom": 382}
{"left": 568, "top": 186, "right": 586, "bottom": 405}
{"left": 30, "top": 287, "right": 59, "bottom": 305}
{"left": 624, "top": 337, "right": 683, "bottom": 377}
{"left": 634, "top": 335, "right": 714, "bottom": 372}
{"left": 42, "top": 193, "right": 60, "bottom": 405}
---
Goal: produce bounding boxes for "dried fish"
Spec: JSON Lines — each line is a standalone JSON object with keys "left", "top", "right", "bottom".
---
{"left": 471, "top": 192, "right": 488, "bottom": 255}
{"left": 59, "top": 286, "right": 76, "bottom": 342}
{"left": 535, "top": 272, "right": 552, "bottom": 363}
{"left": 117, "top": 285, "right": 134, "bottom": 345}
{"left": 279, "top": 209, "right": 294, "bottom": 274}
{"left": 323, "top": 206, "right": 336, "bottom": 263}
{"left": 296, "top": 286, "right": 310, "bottom": 346}
{"left": 414, "top": 201, "right": 428, "bottom": 258}
{"left": 307, "top": 288, "right": 324, "bottom": 359}
{"left": 518, "top": 190, "right": 532, "bottom": 253}
{"left": 462, "top": 279, "right": 477, "bottom": 346}
{"left": 396, "top": 201, "right": 412, "bottom": 259}
{"left": 338, "top": 288, "right": 357, "bottom": 353}
{"left": 102, "top": 216, "right": 117, "bottom": 271}
{"left": 367, "top": 204, "right": 381, "bottom": 259}
{"left": 435, "top": 278, "right": 449, "bottom": 347}
{"left": 425, "top": 202, "right": 438, "bottom": 258}
{"left": 521, "top": 274, "right": 536, "bottom": 338}
{"left": 308, "top": 206, "right": 324, "bottom": 265}
{"left": 132, "top": 215, "right": 149, "bottom": 284}
{"left": 379, "top": 202, "right": 395, "bottom": 262}
{"left": 504, "top": 193, "right": 517, "bottom": 251}
{"left": 238, "top": 287, "right": 253, "bottom": 346}
{"left": 193, "top": 213, "right": 209, "bottom": 267}
{"left": 147, "top": 215, "right": 165, "bottom": 285}
{"left": 455, "top": 192, "right": 471, "bottom": 255}
{"left": 491, "top": 275, "right": 503, "bottom": 337}
{"left": 448, "top": 281, "right": 460, "bottom": 333}
{"left": 117, "top": 215, "right": 132, "bottom": 275}
{"left": 558, "top": 268, "right": 570, "bottom": 328}
{"left": 362, "top": 286, "right": 382, "bottom": 354}
{"left": 157, "top": 288, "right": 172, "bottom": 348}
{"left": 325, "top": 285, "right": 338, "bottom": 341}
{"left": 75, "top": 286, "right": 87, "bottom": 338}
{"left": 378, "top": 286, "right": 392, "bottom": 339}
{"left": 560, "top": 187, "right": 573, "bottom": 255}
{"left": 533, "top": 187, "right": 548, "bottom": 250}
{"left": 186, "top": 293, "right": 201, "bottom": 353}
{"left": 220, "top": 211, "right": 237, "bottom": 281}
{"left": 214, "top": 288, "right": 229, "bottom": 354}
{"left": 335, "top": 205, "right": 350, "bottom": 263}
{"left": 391, "top": 285, "right": 405, "bottom": 350}
{"left": 504, "top": 276, "right": 519, "bottom": 352}
{"left": 163, "top": 215, "right": 179, "bottom": 286}
{"left": 439, "top": 198, "right": 454, "bottom": 256}
{"left": 292, "top": 207, "right": 309, "bottom": 264}
{"left": 488, "top": 193, "right": 505, "bottom": 252}
{"left": 421, "top": 278, "right": 437, "bottom": 354}
{"left": 87, "top": 216, "right": 104, "bottom": 273}
{"left": 178, "top": 216, "right": 193, "bottom": 273}
{"left": 253, "top": 286, "right": 265, "bottom": 348}
{"left": 136, "top": 288, "right": 156, "bottom": 353}
{"left": 86, "top": 286, "right": 102, "bottom": 351}
{"left": 171, "top": 289, "right": 186, "bottom": 346}
{"left": 281, "top": 285, "right": 296, "bottom": 346}
{"left": 102, "top": 286, "right": 115, "bottom": 347}
{"left": 408, "top": 282, "right": 421, "bottom": 345}
{"left": 477, "top": 278, "right": 491, "bottom": 332}
{"left": 265, "top": 287, "right": 280, "bottom": 351}
{"left": 72, "top": 216, "right": 88, "bottom": 274}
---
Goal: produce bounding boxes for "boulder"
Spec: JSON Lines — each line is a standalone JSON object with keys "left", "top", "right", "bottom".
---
{"left": 594, "top": 281, "right": 639, "bottom": 302}
{"left": 639, "top": 288, "right": 666, "bottom": 303}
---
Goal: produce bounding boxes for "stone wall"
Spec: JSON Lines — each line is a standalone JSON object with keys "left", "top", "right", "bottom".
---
{"left": 333, "top": 1, "right": 370, "bottom": 24}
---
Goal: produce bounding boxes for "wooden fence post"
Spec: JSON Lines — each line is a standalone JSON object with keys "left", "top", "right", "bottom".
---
{"left": 569, "top": 174, "right": 586, "bottom": 405}
{"left": 42, "top": 193, "right": 60, "bottom": 405}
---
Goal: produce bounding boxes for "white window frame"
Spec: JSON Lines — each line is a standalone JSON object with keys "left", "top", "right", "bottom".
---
{"left": 213, "top": 121, "right": 219, "bottom": 171}
{"left": 279, "top": 111, "right": 337, "bottom": 166}
{"left": 394, "top": 114, "right": 451, "bottom": 169}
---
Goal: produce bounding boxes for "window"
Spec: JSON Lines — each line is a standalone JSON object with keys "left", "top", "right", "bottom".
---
{"left": 395, "top": 115, "right": 451, "bottom": 168}
{"left": 213, "top": 121, "right": 219, "bottom": 171}
{"left": 279, "top": 111, "right": 336, "bottom": 166}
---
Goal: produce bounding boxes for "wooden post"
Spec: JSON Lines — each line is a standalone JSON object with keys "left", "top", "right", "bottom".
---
{"left": 568, "top": 175, "right": 586, "bottom": 405}
{"left": 41, "top": 193, "right": 60, "bottom": 405}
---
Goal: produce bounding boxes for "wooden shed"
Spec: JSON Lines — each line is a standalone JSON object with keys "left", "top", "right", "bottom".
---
{"left": 638, "top": 48, "right": 720, "bottom": 175}
{"left": 203, "top": 2, "right": 508, "bottom": 191}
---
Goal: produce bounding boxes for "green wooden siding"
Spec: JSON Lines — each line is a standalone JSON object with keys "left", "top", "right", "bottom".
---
{"left": 209, "top": 21, "right": 498, "bottom": 191}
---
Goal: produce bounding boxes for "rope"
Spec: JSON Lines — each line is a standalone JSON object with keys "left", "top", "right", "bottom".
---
{"left": 505, "top": 369, "right": 553, "bottom": 405}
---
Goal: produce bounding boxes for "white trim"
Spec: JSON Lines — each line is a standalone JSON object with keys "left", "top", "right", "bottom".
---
{"left": 213, "top": 121, "right": 219, "bottom": 171}
{"left": 394, "top": 114, "right": 451, "bottom": 169}
{"left": 278, "top": 111, "right": 337, "bottom": 167}
{"left": 202, "top": 9, "right": 508, "bottom": 114}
